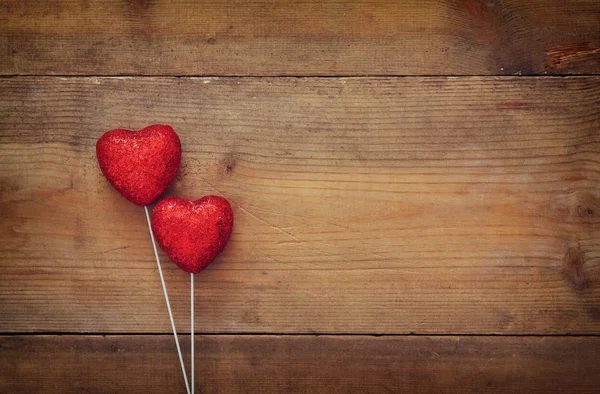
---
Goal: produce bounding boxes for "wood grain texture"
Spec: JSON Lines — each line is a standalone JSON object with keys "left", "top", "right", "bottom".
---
{"left": 1, "top": 76, "right": 599, "bottom": 334}
{"left": 1, "top": 0, "right": 599, "bottom": 76}
{"left": 1, "top": 335, "right": 599, "bottom": 393}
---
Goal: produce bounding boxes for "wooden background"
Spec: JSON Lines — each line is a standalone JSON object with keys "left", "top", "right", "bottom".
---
{"left": 1, "top": 1, "right": 599, "bottom": 392}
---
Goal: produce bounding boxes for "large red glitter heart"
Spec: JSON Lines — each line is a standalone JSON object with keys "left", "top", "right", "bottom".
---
{"left": 96, "top": 125, "right": 181, "bottom": 206}
{"left": 151, "top": 196, "right": 234, "bottom": 274}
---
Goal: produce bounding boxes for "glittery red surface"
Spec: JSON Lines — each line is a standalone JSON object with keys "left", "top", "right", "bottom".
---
{"left": 96, "top": 125, "right": 181, "bottom": 206}
{"left": 151, "top": 196, "right": 234, "bottom": 274}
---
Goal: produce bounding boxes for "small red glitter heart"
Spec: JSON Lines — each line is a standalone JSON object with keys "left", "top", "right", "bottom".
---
{"left": 96, "top": 125, "right": 181, "bottom": 206}
{"left": 151, "top": 196, "right": 234, "bottom": 274}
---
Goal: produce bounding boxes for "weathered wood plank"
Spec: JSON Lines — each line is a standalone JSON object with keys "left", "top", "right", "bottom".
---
{"left": 1, "top": 0, "right": 599, "bottom": 76}
{"left": 0, "top": 77, "right": 599, "bottom": 334}
{"left": 1, "top": 335, "right": 599, "bottom": 393}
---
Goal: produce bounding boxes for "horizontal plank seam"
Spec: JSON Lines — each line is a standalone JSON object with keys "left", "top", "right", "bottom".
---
{"left": 1, "top": 332, "right": 599, "bottom": 337}
{"left": 1, "top": 74, "right": 599, "bottom": 79}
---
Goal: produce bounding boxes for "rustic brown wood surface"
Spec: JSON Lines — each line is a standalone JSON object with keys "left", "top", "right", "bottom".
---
{"left": 1, "top": 335, "right": 599, "bottom": 393}
{"left": 1, "top": 76, "right": 598, "bottom": 336}
{"left": 1, "top": 0, "right": 599, "bottom": 76}
{"left": 2, "top": 1, "right": 600, "bottom": 391}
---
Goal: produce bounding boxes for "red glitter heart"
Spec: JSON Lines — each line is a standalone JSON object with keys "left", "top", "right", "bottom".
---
{"left": 96, "top": 125, "right": 181, "bottom": 206}
{"left": 151, "top": 196, "right": 234, "bottom": 274}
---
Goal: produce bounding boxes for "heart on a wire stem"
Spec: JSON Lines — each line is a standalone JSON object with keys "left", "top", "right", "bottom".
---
{"left": 96, "top": 124, "right": 181, "bottom": 206}
{"left": 151, "top": 196, "right": 234, "bottom": 274}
